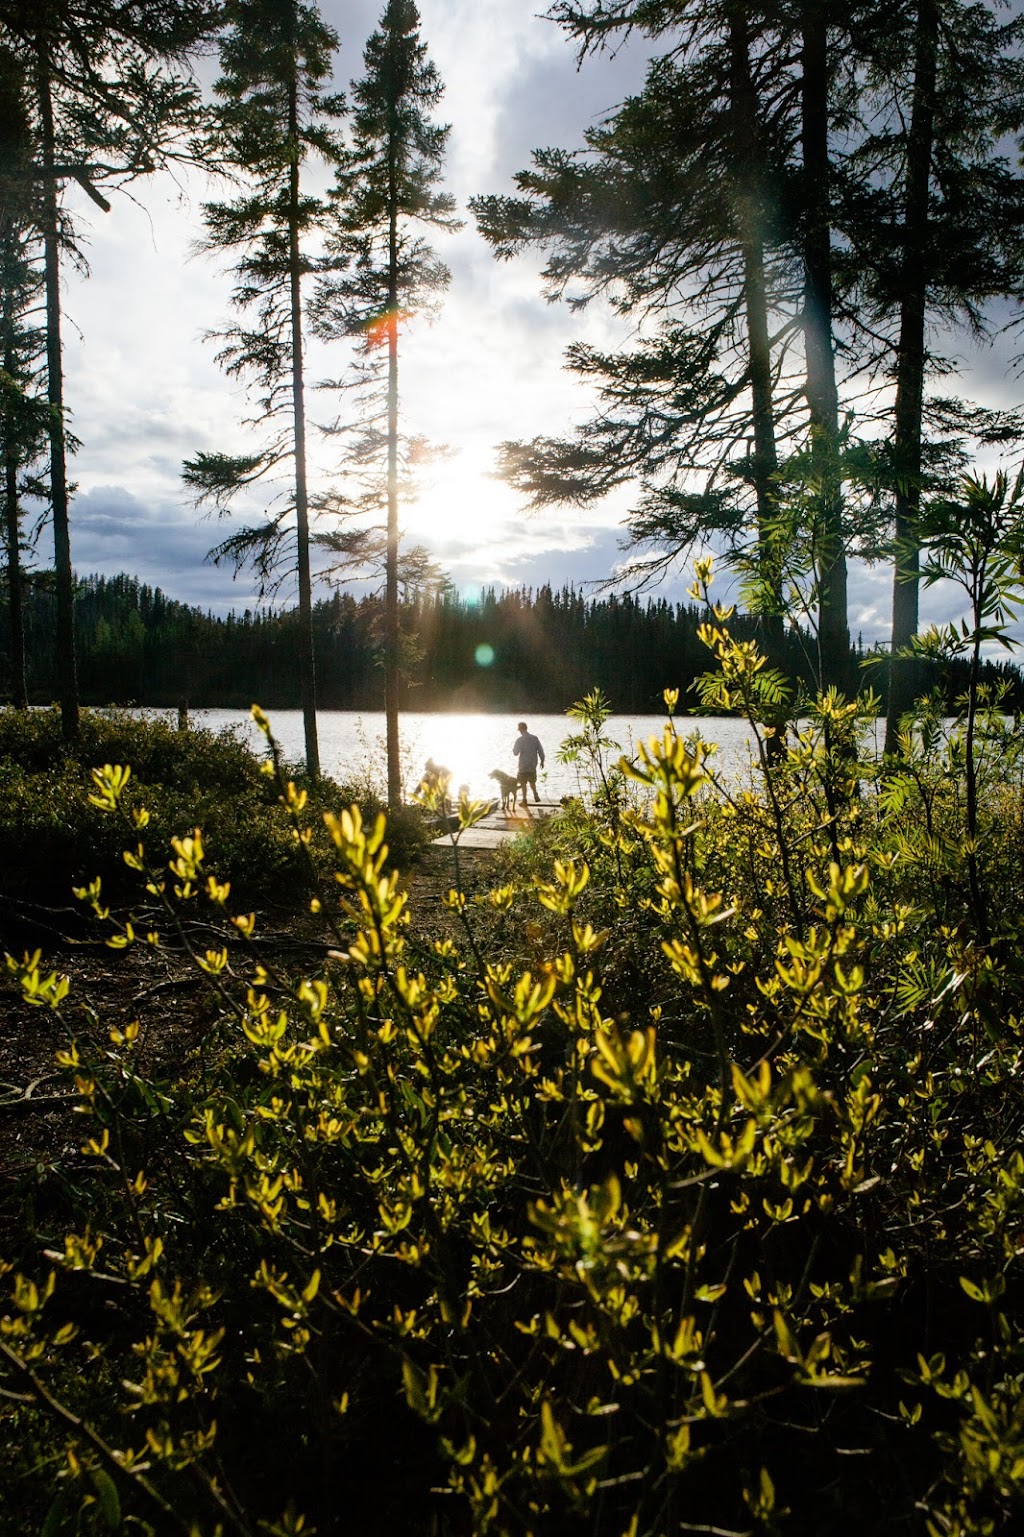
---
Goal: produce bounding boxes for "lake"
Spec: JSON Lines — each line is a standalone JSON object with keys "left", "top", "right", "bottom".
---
{"left": 171, "top": 708, "right": 765, "bottom": 801}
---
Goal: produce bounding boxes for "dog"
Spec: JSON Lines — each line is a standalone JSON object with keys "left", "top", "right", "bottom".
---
{"left": 489, "top": 768, "right": 519, "bottom": 812}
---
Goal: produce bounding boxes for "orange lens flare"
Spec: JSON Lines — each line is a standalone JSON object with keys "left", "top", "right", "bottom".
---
{"left": 361, "top": 307, "right": 413, "bottom": 347}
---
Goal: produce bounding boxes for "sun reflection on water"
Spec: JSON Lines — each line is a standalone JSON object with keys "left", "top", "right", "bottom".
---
{"left": 182, "top": 709, "right": 762, "bottom": 803}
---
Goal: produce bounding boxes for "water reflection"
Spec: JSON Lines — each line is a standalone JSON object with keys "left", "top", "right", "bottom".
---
{"left": 178, "top": 709, "right": 761, "bottom": 801}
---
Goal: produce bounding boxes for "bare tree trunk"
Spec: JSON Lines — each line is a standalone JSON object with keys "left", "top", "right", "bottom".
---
{"left": 800, "top": 0, "right": 849, "bottom": 693}
{"left": 385, "top": 194, "right": 401, "bottom": 810}
{"left": 287, "top": 66, "right": 320, "bottom": 780}
{"left": 964, "top": 616, "right": 987, "bottom": 943}
{"left": 1, "top": 247, "right": 28, "bottom": 709}
{"left": 884, "top": 0, "right": 937, "bottom": 754}
{"left": 729, "top": 7, "right": 783, "bottom": 654}
{"left": 37, "top": 46, "right": 78, "bottom": 741}
{"left": 3, "top": 446, "right": 27, "bottom": 709}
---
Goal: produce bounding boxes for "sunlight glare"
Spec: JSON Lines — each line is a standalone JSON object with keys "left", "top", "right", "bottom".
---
{"left": 401, "top": 455, "right": 513, "bottom": 552}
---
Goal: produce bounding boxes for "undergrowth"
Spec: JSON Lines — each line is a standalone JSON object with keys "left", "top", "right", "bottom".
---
{"left": 0, "top": 707, "right": 427, "bottom": 908}
{"left": 2, "top": 611, "right": 1024, "bottom": 1536}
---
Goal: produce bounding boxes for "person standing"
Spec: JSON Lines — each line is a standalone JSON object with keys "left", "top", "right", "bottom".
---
{"left": 512, "top": 721, "right": 545, "bottom": 808}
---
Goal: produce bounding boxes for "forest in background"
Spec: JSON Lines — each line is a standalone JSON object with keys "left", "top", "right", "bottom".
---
{"left": 3, "top": 569, "right": 1021, "bottom": 714}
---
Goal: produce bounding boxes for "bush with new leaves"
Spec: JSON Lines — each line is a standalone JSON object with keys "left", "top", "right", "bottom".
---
{"left": 0, "top": 706, "right": 428, "bottom": 907}
{"left": 2, "top": 649, "right": 1024, "bottom": 1535}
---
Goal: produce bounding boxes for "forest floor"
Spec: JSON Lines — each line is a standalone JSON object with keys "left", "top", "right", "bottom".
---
{"left": 0, "top": 843, "right": 499, "bottom": 1258}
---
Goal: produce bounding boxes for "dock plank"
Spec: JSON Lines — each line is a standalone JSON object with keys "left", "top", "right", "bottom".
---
{"left": 430, "top": 800, "right": 557, "bottom": 849}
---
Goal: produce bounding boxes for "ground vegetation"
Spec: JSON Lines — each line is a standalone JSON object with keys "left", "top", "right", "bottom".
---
{"left": 0, "top": 704, "right": 425, "bottom": 914}
{"left": 2, "top": 546, "right": 1023, "bottom": 1534}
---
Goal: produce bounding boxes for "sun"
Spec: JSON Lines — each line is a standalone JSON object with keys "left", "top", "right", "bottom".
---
{"left": 401, "top": 453, "right": 515, "bottom": 554}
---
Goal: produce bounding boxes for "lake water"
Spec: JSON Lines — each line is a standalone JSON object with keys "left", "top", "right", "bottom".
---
{"left": 172, "top": 708, "right": 764, "bottom": 802}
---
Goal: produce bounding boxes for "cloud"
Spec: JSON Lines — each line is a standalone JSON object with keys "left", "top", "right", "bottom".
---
{"left": 496, "top": 526, "right": 629, "bottom": 594}
{"left": 484, "top": 21, "right": 653, "bottom": 188}
{"left": 33, "top": 485, "right": 269, "bottom": 613}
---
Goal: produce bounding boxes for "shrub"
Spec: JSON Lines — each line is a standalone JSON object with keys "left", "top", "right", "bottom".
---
{"left": 5, "top": 537, "right": 1024, "bottom": 1537}
{"left": 0, "top": 707, "right": 427, "bottom": 909}
{"left": 3, "top": 671, "right": 1024, "bottom": 1535}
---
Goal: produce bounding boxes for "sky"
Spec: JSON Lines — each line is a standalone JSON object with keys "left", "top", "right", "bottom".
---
{"left": 43, "top": 0, "right": 1024, "bottom": 644}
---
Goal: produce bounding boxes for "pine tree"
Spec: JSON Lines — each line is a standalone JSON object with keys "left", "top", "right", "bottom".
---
{"left": 182, "top": 0, "right": 348, "bottom": 780}
{"left": 836, "top": 0, "right": 1024, "bottom": 748}
{"left": 1, "top": 0, "right": 217, "bottom": 739}
{"left": 479, "top": 0, "right": 1024, "bottom": 701}
{"left": 0, "top": 42, "right": 48, "bottom": 707}
{"left": 473, "top": 4, "right": 854, "bottom": 673}
{"left": 314, "top": 0, "right": 458, "bottom": 808}
{"left": 796, "top": 0, "right": 850, "bottom": 691}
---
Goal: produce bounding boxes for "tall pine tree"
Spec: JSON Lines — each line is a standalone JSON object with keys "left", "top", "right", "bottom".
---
{"left": 0, "top": 42, "right": 48, "bottom": 707}
{"left": 532, "top": 0, "right": 1024, "bottom": 705}
{"left": 796, "top": 0, "right": 850, "bottom": 691}
{"left": 473, "top": 3, "right": 867, "bottom": 681}
{"left": 836, "top": 0, "right": 1024, "bottom": 747}
{"left": 183, "top": 0, "right": 347, "bottom": 780}
{"left": 1, "top": 0, "right": 217, "bottom": 739}
{"left": 315, "top": 0, "right": 458, "bottom": 808}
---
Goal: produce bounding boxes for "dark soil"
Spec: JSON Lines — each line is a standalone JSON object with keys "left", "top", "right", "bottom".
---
{"left": 0, "top": 897, "right": 200, "bottom": 1258}
{"left": 0, "top": 844, "right": 501, "bottom": 1259}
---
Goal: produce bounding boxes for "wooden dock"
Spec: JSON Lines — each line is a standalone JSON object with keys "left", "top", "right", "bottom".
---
{"left": 430, "top": 799, "right": 557, "bottom": 850}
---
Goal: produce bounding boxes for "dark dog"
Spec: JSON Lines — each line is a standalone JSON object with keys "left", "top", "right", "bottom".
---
{"left": 489, "top": 768, "right": 519, "bottom": 811}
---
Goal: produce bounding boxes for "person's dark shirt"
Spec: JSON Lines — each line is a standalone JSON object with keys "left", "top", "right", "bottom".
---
{"left": 513, "top": 732, "right": 544, "bottom": 774}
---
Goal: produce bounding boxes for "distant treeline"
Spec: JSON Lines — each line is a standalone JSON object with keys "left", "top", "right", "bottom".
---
{"left": 3, "top": 571, "right": 1022, "bottom": 714}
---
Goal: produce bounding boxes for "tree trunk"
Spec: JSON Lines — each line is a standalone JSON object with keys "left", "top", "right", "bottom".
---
{"left": 37, "top": 46, "right": 78, "bottom": 741}
{"left": 385, "top": 195, "right": 401, "bottom": 810}
{"left": 800, "top": 0, "right": 849, "bottom": 693}
{"left": 728, "top": 7, "right": 783, "bottom": 654}
{"left": 3, "top": 444, "right": 27, "bottom": 709}
{"left": 964, "top": 619, "right": 987, "bottom": 942}
{"left": 1, "top": 244, "right": 28, "bottom": 709}
{"left": 287, "top": 65, "right": 320, "bottom": 780}
{"left": 884, "top": 0, "right": 937, "bottom": 754}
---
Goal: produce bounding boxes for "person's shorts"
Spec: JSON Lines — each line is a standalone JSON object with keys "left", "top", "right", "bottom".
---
{"left": 517, "top": 769, "right": 537, "bottom": 786}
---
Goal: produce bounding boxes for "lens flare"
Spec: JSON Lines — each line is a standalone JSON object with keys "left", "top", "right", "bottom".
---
{"left": 361, "top": 307, "right": 413, "bottom": 347}
{"left": 474, "top": 643, "right": 495, "bottom": 667}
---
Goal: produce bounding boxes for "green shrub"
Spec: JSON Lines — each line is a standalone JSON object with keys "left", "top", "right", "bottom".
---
{"left": 0, "top": 706, "right": 263, "bottom": 788}
{"left": 0, "top": 707, "right": 427, "bottom": 908}
{"left": 3, "top": 595, "right": 1024, "bottom": 1536}
{"left": 2, "top": 689, "right": 1023, "bottom": 1535}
